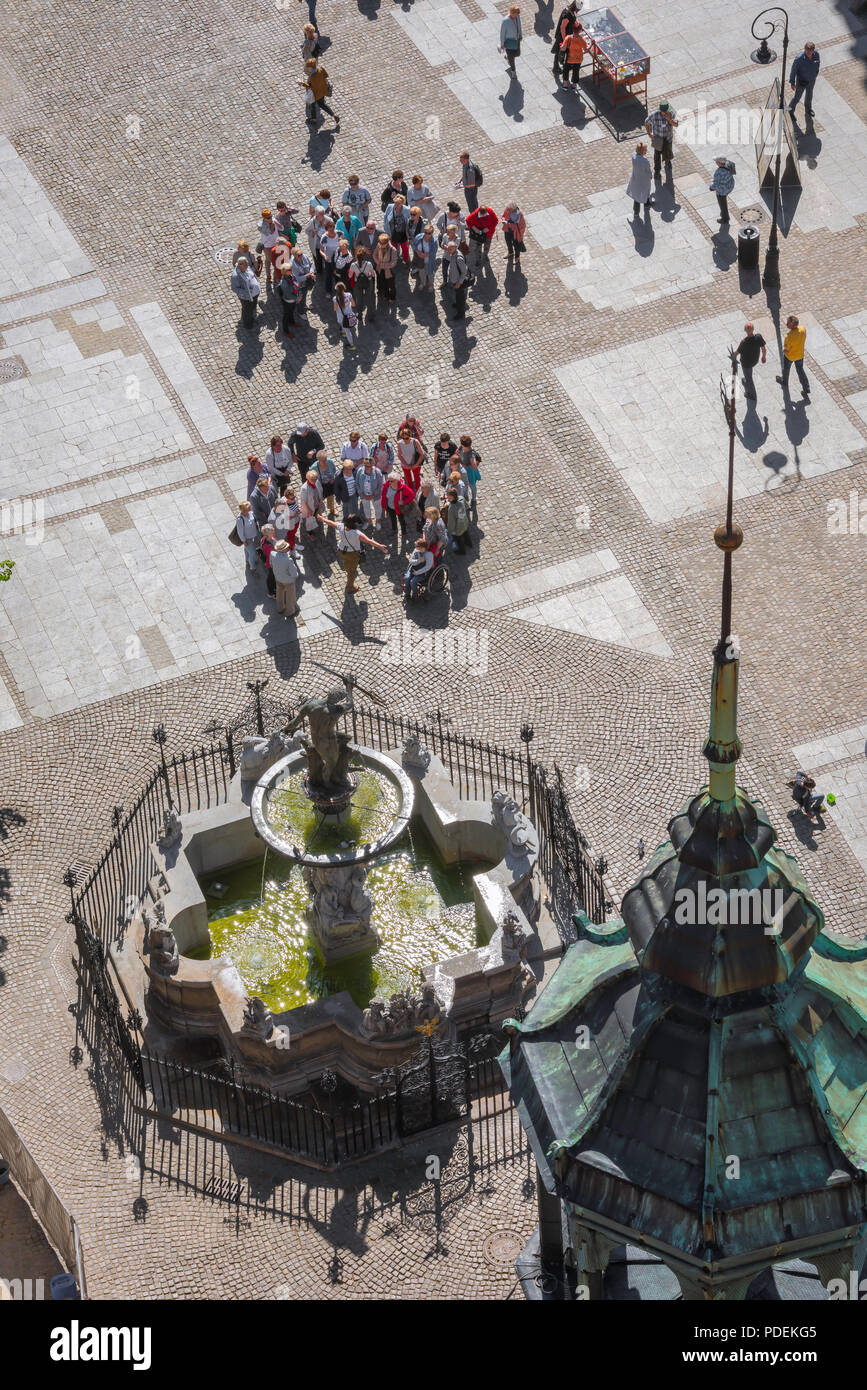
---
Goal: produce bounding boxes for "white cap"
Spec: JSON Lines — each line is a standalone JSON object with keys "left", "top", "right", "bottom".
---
{"left": 296, "top": 422, "right": 307, "bottom": 432}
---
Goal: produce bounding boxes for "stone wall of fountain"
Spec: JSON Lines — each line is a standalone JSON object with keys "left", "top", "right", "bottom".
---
{"left": 112, "top": 711, "right": 543, "bottom": 1095}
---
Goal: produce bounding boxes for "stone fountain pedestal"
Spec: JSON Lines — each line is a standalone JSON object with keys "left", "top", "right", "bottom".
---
{"left": 304, "top": 860, "right": 380, "bottom": 962}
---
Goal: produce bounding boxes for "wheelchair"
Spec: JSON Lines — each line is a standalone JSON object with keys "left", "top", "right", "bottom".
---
{"left": 402, "top": 550, "right": 450, "bottom": 603}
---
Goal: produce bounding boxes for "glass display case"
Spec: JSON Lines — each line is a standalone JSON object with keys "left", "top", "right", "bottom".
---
{"left": 580, "top": 7, "right": 650, "bottom": 107}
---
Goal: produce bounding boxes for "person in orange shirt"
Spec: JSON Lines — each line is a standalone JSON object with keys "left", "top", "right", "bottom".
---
{"left": 776, "top": 314, "right": 810, "bottom": 398}
{"left": 560, "top": 22, "right": 587, "bottom": 89}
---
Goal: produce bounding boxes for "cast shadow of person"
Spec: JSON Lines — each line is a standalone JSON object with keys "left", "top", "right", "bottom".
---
{"left": 651, "top": 178, "right": 681, "bottom": 223}
{"left": 791, "top": 113, "right": 823, "bottom": 169}
{"left": 629, "top": 207, "right": 655, "bottom": 257}
{"left": 504, "top": 258, "right": 528, "bottom": 305}
{"left": 712, "top": 225, "right": 738, "bottom": 271}
{"left": 501, "top": 73, "right": 525, "bottom": 122}
{"left": 235, "top": 323, "right": 263, "bottom": 378}
{"left": 736, "top": 399, "right": 770, "bottom": 453}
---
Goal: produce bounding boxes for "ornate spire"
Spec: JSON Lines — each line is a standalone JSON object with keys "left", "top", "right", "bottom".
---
{"left": 702, "top": 360, "right": 743, "bottom": 804}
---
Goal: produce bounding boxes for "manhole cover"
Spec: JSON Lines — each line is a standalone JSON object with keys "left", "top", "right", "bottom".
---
{"left": 738, "top": 206, "right": 764, "bottom": 224}
{"left": 211, "top": 244, "right": 236, "bottom": 268}
{"left": 483, "top": 1230, "right": 524, "bottom": 1264}
{"left": 0, "top": 355, "right": 26, "bottom": 383}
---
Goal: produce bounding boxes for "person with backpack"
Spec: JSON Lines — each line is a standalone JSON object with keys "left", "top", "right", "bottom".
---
{"left": 499, "top": 5, "right": 523, "bottom": 73}
{"left": 456, "top": 151, "right": 482, "bottom": 213}
{"left": 299, "top": 58, "right": 339, "bottom": 131}
{"left": 709, "top": 155, "right": 736, "bottom": 225}
{"left": 444, "top": 486, "right": 470, "bottom": 553}
{"left": 552, "top": 1, "right": 579, "bottom": 79}
{"left": 502, "top": 202, "right": 527, "bottom": 262}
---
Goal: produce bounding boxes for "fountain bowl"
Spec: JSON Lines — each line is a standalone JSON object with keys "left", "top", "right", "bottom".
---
{"left": 250, "top": 745, "right": 415, "bottom": 867}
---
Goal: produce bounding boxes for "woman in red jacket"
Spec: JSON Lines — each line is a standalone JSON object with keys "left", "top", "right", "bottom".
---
{"left": 381, "top": 470, "right": 416, "bottom": 545}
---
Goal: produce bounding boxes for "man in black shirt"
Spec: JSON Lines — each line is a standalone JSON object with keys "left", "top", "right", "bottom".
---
{"left": 288, "top": 422, "right": 325, "bottom": 480}
{"left": 733, "top": 322, "right": 767, "bottom": 401}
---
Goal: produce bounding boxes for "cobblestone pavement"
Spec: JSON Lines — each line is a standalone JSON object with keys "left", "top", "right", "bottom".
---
{"left": 0, "top": 0, "right": 865, "bottom": 1299}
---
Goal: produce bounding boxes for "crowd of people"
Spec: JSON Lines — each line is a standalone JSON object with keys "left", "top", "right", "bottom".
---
{"left": 230, "top": 417, "right": 482, "bottom": 619}
{"left": 229, "top": 175, "right": 527, "bottom": 338}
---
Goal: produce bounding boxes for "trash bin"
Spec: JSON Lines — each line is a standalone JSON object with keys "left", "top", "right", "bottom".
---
{"left": 738, "top": 224, "right": 760, "bottom": 269}
{"left": 50, "top": 1273, "right": 78, "bottom": 1300}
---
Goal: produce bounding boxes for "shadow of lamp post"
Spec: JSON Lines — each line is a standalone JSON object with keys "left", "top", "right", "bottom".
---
{"left": 750, "top": 6, "right": 789, "bottom": 289}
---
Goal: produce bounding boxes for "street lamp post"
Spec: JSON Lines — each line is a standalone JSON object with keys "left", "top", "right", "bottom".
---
{"left": 751, "top": 7, "right": 789, "bottom": 289}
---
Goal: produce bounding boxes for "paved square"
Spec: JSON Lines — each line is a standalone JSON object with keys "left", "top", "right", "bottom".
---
{"left": 792, "top": 724, "right": 867, "bottom": 881}
{"left": 555, "top": 311, "right": 866, "bottom": 524}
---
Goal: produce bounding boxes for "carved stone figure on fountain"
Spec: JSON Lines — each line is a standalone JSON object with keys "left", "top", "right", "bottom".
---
{"left": 240, "top": 729, "right": 301, "bottom": 781}
{"left": 285, "top": 685, "right": 355, "bottom": 792}
{"left": 147, "top": 922, "right": 179, "bottom": 976}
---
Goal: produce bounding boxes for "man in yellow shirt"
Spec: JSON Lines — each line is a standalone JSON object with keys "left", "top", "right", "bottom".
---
{"left": 776, "top": 314, "right": 811, "bottom": 398}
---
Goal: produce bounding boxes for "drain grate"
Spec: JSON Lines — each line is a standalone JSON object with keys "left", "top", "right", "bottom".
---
{"left": 210, "top": 244, "right": 237, "bottom": 268}
{"left": 738, "top": 205, "right": 765, "bottom": 224}
{"left": 0, "top": 355, "right": 27, "bottom": 383}
{"left": 483, "top": 1230, "right": 525, "bottom": 1265}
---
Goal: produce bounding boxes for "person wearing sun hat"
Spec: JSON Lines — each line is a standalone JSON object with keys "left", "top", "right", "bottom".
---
{"left": 644, "top": 98, "right": 678, "bottom": 181}
{"left": 270, "top": 539, "right": 300, "bottom": 617}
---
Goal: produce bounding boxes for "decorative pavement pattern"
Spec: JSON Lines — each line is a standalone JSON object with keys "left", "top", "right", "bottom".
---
{"left": 0, "top": 0, "right": 864, "bottom": 1299}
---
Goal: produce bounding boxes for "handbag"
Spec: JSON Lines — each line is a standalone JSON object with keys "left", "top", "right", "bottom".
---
{"left": 228, "top": 523, "right": 243, "bottom": 547}
{"left": 505, "top": 37, "right": 519, "bottom": 51}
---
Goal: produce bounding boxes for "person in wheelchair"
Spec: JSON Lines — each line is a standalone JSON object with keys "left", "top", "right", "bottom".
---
{"left": 404, "top": 537, "right": 434, "bottom": 598}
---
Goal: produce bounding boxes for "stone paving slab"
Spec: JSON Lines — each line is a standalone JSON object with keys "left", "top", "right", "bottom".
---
{"left": 0, "top": 134, "right": 94, "bottom": 296}
{"left": 0, "top": 275, "right": 107, "bottom": 328}
{"left": 555, "top": 309, "right": 866, "bottom": 524}
{"left": 130, "top": 302, "right": 231, "bottom": 445}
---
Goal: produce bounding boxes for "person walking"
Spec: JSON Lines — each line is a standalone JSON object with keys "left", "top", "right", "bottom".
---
{"left": 789, "top": 42, "right": 820, "bottom": 118}
{"left": 552, "top": 1, "right": 579, "bottom": 79}
{"left": 231, "top": 256, "right": 260, "bottom": 329}
{"left": 626, "top": 141, "right": 653, "bottom": 218}
{"left": 251, "top": 474, "right": 278, "bottom": 530}
{"left": 298, "top": 0, "right": 319, "bottom": 35}
{"left": 334, "top": 459, "right": 360, "bottom": 518}
{"left": 373, "top": 233, "right": 399, "bottom": 306}
{"left": 350, "top": 247, "right": 377, "bottom": 321}
{"left": 266, "top": 435, "right": 294, "bottom": 495}
{"left": 776, "top": 314, "right": 811, "bottom": 399}
{"left": 384, "top": 195, "right": 411, "bottom": 265}
{"left": 299, "top": 58, "right": 340, "bottom": 130}
{"left": 709, "top": 156, "right": 736, "bottom": 225}
{"left": 559, "top": 20, "right": 587, "bottom": 89}
{"left": 502, "top": 202, "right": 527, "bottom": 262}
{"left": 444, "top": 486, "right": 471, "bottom": 553}
{"left": 382, "top": 470, "right": 416, "bottom": 546}
{"left": 301, "top": 21, "right": 321, "bottom": 63}
{"left": 443, "top": 243, "right": 470, "bottom": 320}
{"left": 289, "top": 422, "right": 325, "bottom": 480}
{"left": 342, "top": 175, "right": 372, "bottom": 220}
{"left": 733, "top": 323, "right": 767, "bottom": 402}
{"left": 321, "top": 513, "right": 387, "bottom": 594}
{"left": 270, "top": 540, "right": 301, "bottom": 617}
{"left": 456, "top": 152, "right": 482, "bottom": 213}
{"left": 236, "top": 499, "right": 260, "bottom": 573}
{"left": 645, "top": 99, "right": 678, "bottom": 181}
{"left": 355, "top": 458, "right": 385, "bottom": 529}
{"left": 499, "top": 5, "right": 523, "bottom": 73}
{"left": 466, "top": 205, "right": 498, "bottom": 272}
{"left": 413, "top": 223, "right": 439, "bottom": 290}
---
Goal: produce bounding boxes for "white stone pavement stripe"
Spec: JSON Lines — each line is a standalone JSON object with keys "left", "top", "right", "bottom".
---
{"left": 792, "top": 723, "right": 867, "bottom": 771}
{"left": 467, "top": 549, "right": 619, "bottom": 611}
{"left": 0, "top": 674, "right": 23, "bottom": 732}
{"left": 0, "top": 135, "right": 95, "bottom": 299}
{"left": 556, "top": 309, "right": 866, "bottom": 525}
{"left": 0, "top": 275, "right": 107, "bottom": 328}
{"left": 513, "top": 573, "right": 674, "bottom": 658}
{"left": 36, "top": 454, "right": 207, "bottom": 522}
{"left": 130, "top": 303, "right": 231, "bottom": 444}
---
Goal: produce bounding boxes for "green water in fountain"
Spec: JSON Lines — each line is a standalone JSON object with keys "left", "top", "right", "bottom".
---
{"left": 265, "top": 767, "right": 399, "bottom": 852}
{"left": 185, "top": 824, "right": 482, "bottom": 1014}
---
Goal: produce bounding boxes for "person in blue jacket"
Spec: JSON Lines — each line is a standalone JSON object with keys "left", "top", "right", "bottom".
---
{"left": 788, "top": 42, "right": 820, "bottom": 118}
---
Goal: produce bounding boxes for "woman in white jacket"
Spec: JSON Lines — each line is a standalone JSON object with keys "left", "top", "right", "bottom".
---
{"left": 626, "top": 141, "right": 653, "bottom": 218}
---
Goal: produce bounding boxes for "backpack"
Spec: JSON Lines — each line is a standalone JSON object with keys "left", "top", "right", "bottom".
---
{"left": 474, "top": 163, "right": 483, "bottom": 186}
